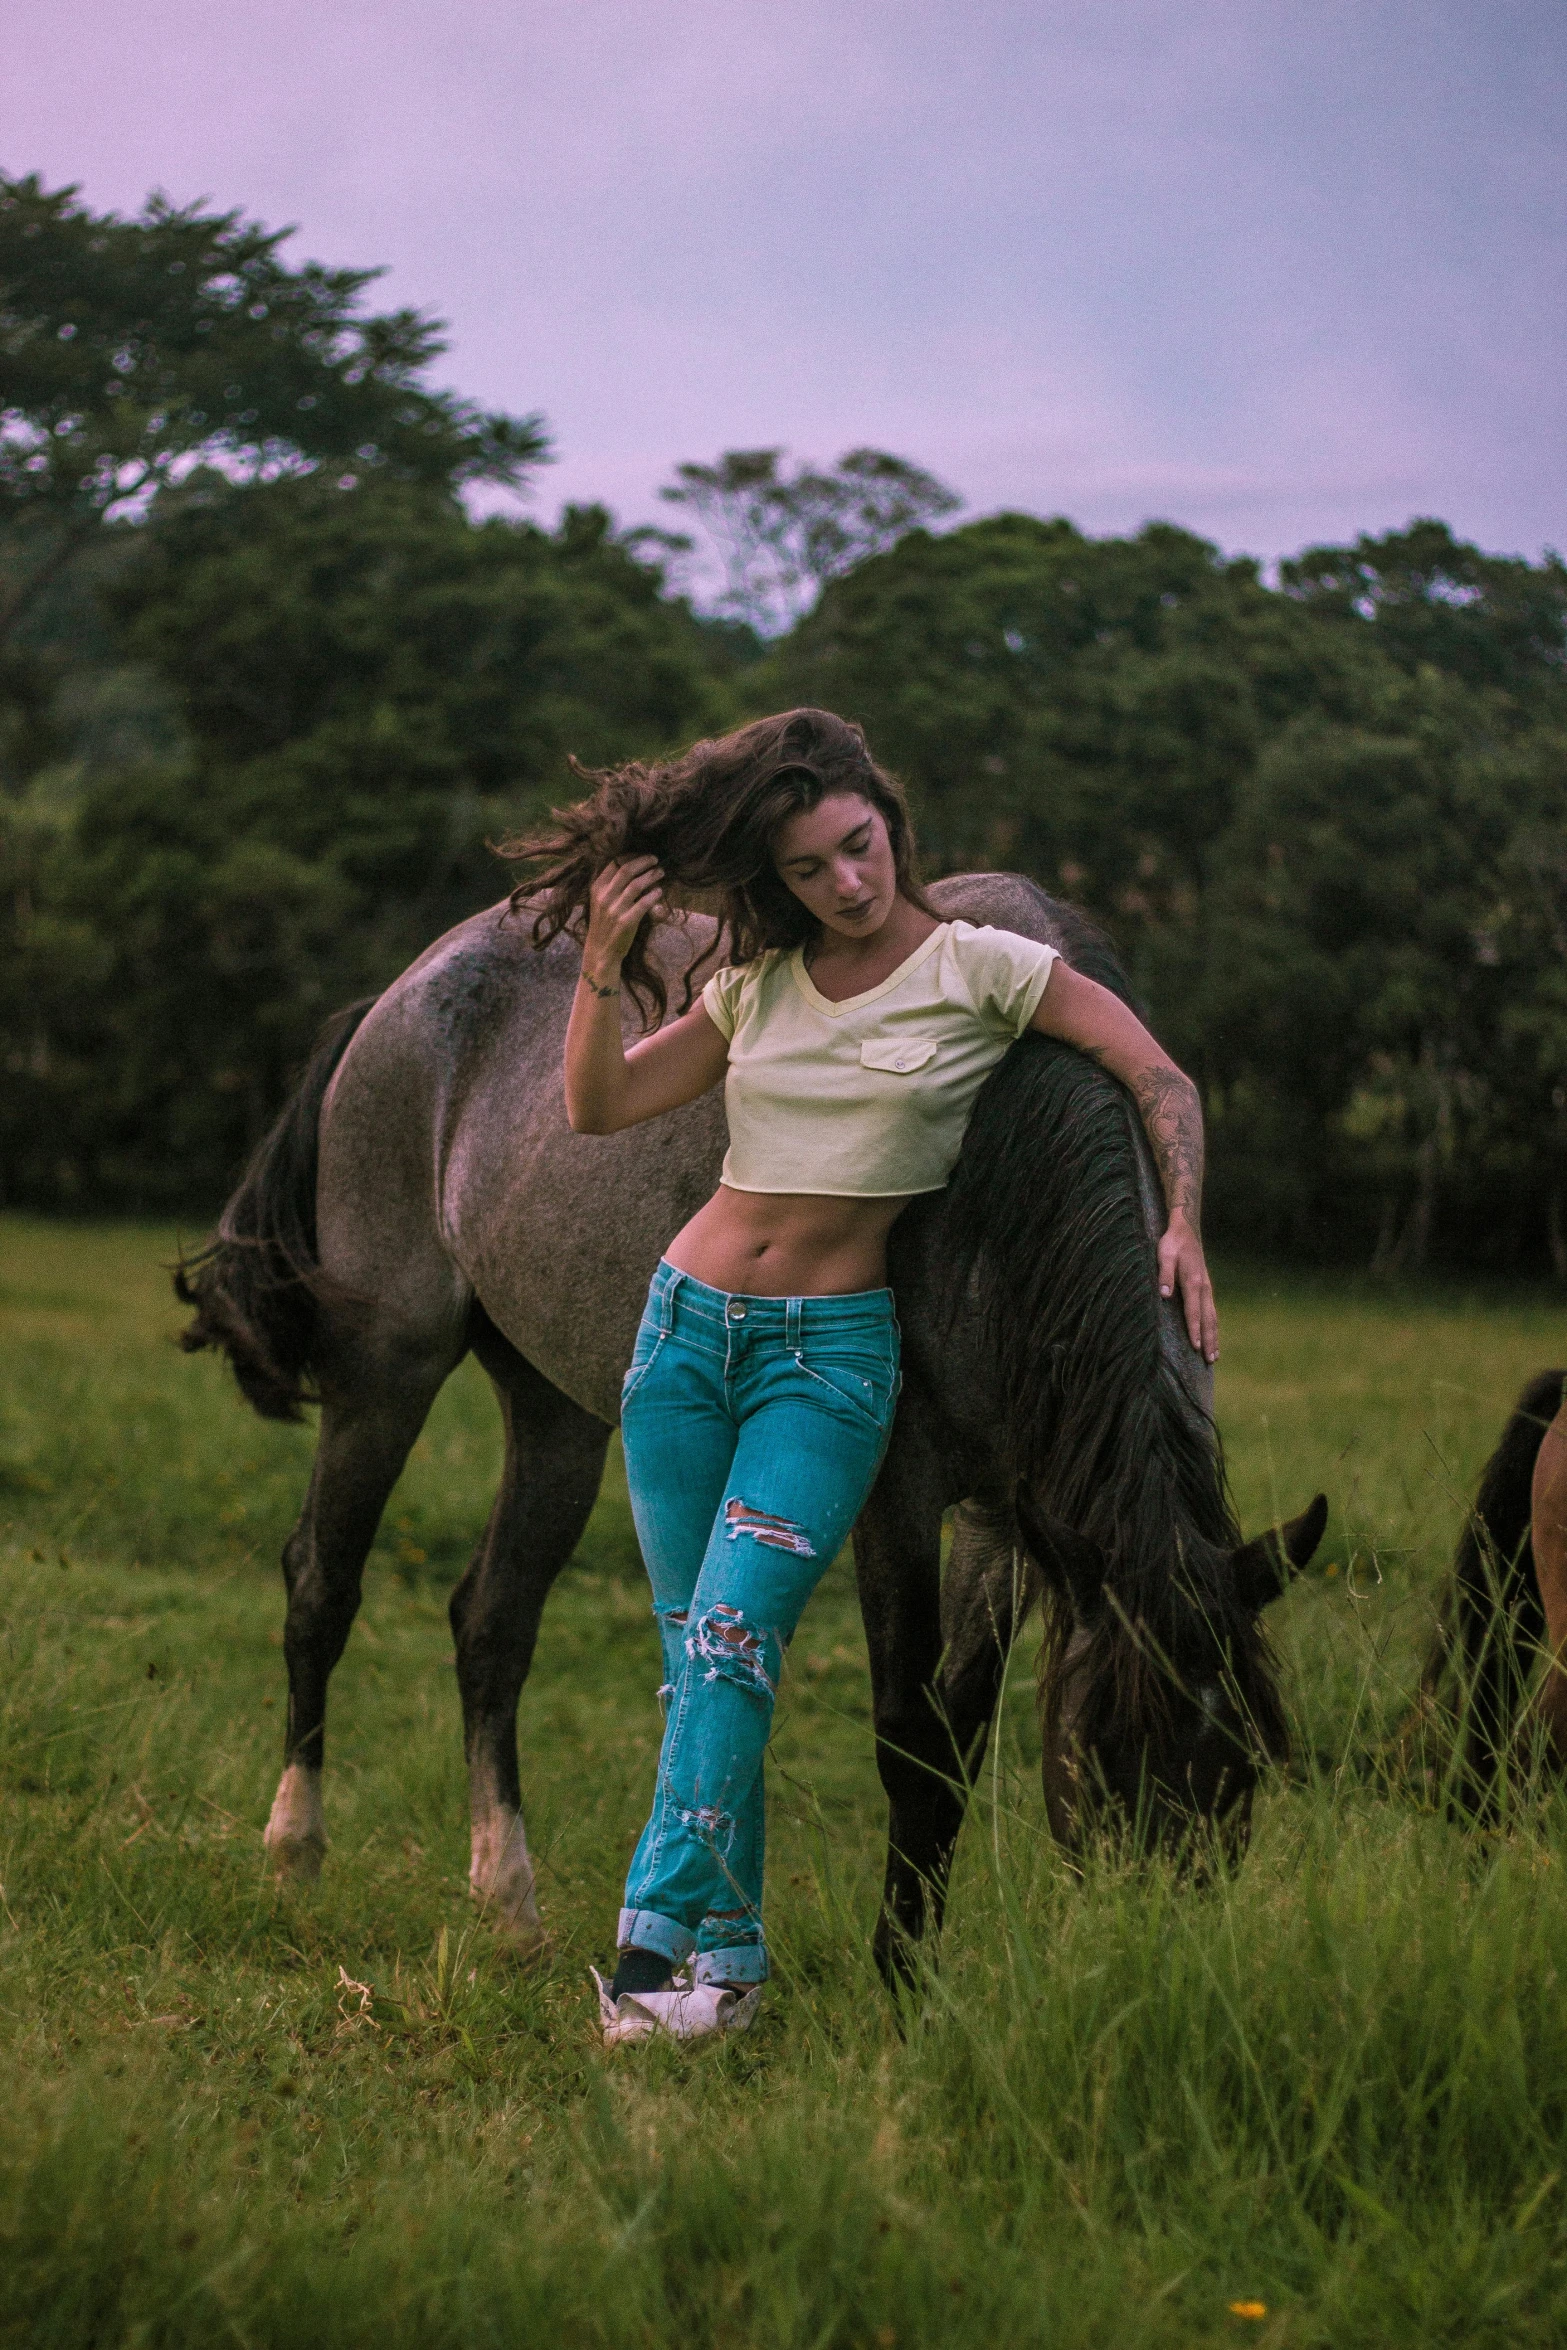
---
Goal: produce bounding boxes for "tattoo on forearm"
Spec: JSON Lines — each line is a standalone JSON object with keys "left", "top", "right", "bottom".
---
{"left": 1129, "top": 1066, "right": 1205, "bottom": 1224}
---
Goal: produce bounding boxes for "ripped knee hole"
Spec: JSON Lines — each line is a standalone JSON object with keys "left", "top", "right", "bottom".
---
{"left": 686, "top": 1601, "right": 777, "bottom": 1697}
{"left": 676, "top": 1802, "right": 736, "bottom": 1842}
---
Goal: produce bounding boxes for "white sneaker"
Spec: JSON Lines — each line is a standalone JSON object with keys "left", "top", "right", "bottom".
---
{"left": 592, "top": 1967, "right": 762, "bottom": 2047}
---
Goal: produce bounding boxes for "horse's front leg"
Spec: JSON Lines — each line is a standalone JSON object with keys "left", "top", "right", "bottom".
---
{"left": 937, "top": 1492, "right": 1035, "bottom": 1796}
{"left": 268, "top": 1356, "right": 453, "bottom": 1878}
{"left": 853, "top": 1416, "right": 966, "bottom": 1988}
{"left": 450, "top": 1324, "right": 611, "bottom": 1955}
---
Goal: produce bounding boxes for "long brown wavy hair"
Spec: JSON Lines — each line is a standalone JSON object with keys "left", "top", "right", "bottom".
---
{"left": 499, "top": 707, "right": 936, "bottom": 1027}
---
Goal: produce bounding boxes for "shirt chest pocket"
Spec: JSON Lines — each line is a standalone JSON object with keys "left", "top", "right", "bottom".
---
{"left": 859, "top": 1037, "right": 939, "bottom": 1076}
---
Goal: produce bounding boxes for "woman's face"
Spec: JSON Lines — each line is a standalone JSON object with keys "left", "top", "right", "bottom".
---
{"left": 771, "top": 793, "right": 899, "bottom": 937}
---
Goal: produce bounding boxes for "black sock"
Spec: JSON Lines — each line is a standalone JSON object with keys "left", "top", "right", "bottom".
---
{"left": 611, "top": 1947, "right": 675, "bottom": 1998}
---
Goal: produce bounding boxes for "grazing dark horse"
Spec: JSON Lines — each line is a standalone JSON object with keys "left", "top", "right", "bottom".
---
{"left": 178, "top": 873, "right": 1325, "bottom": 1980}
{"left": 1425, "top": 1368, "right": 1566, "bottom": 1817}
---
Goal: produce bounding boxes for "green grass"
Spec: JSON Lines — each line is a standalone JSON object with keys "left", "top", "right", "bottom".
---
{"left": 2, "top": 1214, "right": 1566, "bottom": 2347}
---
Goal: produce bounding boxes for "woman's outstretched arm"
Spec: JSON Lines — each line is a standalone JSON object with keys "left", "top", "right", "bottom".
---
{"left": 1030, "top": 961, "right": 1218, "bottom": 1363}
{"left": 564, "top": 854, "right": 730, "bottom": 1133}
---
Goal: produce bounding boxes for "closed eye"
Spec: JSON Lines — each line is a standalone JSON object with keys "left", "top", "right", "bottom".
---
{"left": 782, "top": 823, "right": 873, "bottom": 876}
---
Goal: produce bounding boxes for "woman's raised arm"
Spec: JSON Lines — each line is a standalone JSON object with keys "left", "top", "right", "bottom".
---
{"left": 564, "top": 855, "right": 730, "bottom": 1133}
{"left": 1031, "top": 960, "right": 1218, "bottom": 1363}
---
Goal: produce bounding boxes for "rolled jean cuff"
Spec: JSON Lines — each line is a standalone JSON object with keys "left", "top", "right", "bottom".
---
{"left": 617, "top": 1906, "right": 696, "bottom": 1965}
{"left": 693, "top": 1942, "right": 769, "bottom": 1988}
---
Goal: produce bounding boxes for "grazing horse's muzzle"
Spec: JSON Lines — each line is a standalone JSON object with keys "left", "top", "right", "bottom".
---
{"left": 1041, "top": 1657, "right": 1265, "bottom": 1871}
{"left": 1022, "top": 1490, "right": 1331, "bottom": 1869}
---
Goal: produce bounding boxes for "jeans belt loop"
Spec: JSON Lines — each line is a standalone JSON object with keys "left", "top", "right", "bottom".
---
{"left": 659, "top": 1266, "right": 682, "bottom": 1333}
{"left": 785, "top": 1294, "right": 803, "bottom": 1350}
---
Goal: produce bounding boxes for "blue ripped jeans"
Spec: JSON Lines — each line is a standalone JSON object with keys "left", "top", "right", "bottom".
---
{"left": 617, "top": 1260, "right": 900, "bottom": 1988}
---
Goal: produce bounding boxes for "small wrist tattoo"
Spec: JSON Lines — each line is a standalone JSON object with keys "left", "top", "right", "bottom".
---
{"left": 580, "top": 973, "right": 620, "bottom": 999}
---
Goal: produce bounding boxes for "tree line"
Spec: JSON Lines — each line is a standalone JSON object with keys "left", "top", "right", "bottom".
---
{"left": 3, "top": 171, "right": 1565, "bottom": 1272}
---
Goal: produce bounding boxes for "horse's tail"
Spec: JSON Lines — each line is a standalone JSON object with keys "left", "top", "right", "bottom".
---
{"left": 174, "top": 999, "right": 377, "bottom": 1422}
{"left": 1426, "top": 1367, "right": 1565, "bottom": 1815}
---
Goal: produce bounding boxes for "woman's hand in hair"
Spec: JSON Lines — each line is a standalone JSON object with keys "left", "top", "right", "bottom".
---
{"left": 584, "top": 855, "right": 665, "bottom": 983}
{"left": 567, "top": 853, "right": 728, "bottom": 1134}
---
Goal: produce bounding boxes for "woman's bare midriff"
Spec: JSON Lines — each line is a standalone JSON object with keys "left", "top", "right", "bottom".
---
{"left": 664, "top": 1183, "right": 912, "bottom": 1296}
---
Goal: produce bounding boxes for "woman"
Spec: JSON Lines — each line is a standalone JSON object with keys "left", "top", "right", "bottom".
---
{"left": 513, "top": 708, "right": 1216, "bottom": 2045}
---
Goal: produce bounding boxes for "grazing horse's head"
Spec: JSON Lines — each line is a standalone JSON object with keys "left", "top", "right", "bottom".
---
{"left": 937, "top": 970, "right": 1331, "bottom": 1879}
{"left": 1018, "top": 1489, "right": 1328, "bottom": 1864}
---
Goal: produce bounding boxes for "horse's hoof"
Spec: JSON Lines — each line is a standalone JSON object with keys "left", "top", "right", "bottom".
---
{"left": 505, "top": 1926, "right": 554, "bottom": 1964}
{"left": 474, "top": 1894, "right": 550, "bottom": 1964}
{"left": 264, "top": 1764, "right": 326, "bottom": 1880}
{"left": 265, "top": 1831, "right": 327, "bottom": 1883}
{"left": 467, "top": 1806, "right": 545, "bottom": 1958}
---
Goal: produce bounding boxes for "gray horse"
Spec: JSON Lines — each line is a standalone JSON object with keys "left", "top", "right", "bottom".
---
{"left": 179, "top": 872, "right": 1325, "bottom": 1982}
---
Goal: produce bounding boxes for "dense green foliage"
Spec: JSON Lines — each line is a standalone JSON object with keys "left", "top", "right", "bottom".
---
{"left": 3, "top": 170, "right": 1565, "bottom": 1268}
{"left": 3, "top": 482, "right": 736, "bottom": 1202}
{"left": 2, "top": 484, "right": 739, "bottom": 1202}
{"left": 5, "top": 1220, "right": 1567, "bottom": 2345}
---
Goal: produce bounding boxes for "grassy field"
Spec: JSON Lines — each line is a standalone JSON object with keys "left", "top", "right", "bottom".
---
{"left": 2, "top": 1214, "right": 1566, "bottom": 2347}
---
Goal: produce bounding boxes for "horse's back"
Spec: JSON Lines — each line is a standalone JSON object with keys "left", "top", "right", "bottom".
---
{"left": 317, "top": 900, "right": 728, "bottom": 1419}
{"left": 928, "top": 871, "right": 1068, "bottom": 946}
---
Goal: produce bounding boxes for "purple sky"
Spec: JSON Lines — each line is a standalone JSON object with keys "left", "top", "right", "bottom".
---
{"left": 8, "top": 0, "right": 1565, "bottom": 567}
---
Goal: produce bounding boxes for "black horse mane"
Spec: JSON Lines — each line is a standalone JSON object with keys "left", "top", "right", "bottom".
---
{"left": 940, "top": 913, "right": 1285, "bottom": 1764}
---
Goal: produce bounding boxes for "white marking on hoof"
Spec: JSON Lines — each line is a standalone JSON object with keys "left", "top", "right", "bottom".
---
{"left": 469, "top": 1805, "right": 546, "bottom": 1957}
{"left": 263, "top": 1763, "right": 326, "bottom": 1881}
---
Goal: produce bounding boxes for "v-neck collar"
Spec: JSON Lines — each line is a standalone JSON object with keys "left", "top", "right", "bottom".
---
{"left": 789, "top": 922, "right": 948, "bottom": 1018}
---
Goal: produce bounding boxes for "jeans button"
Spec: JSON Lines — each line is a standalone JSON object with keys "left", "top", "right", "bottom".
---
{"left": 729, "top": 1302, "right": 746, "bottom": 1321}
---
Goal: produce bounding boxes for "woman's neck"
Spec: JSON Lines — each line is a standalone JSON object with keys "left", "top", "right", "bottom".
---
{"left": 803, "top": 893, "right": 940, "bottom": 993}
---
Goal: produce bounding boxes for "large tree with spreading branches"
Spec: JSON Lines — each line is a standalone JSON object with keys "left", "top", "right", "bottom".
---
{"left": 0, "top": 171, "right": 548, "bottom": 646}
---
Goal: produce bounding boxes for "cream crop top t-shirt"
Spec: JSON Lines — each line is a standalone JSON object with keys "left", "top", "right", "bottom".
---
{"left": 699, "top": 920, "right": 1059, "bottom": 1198}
